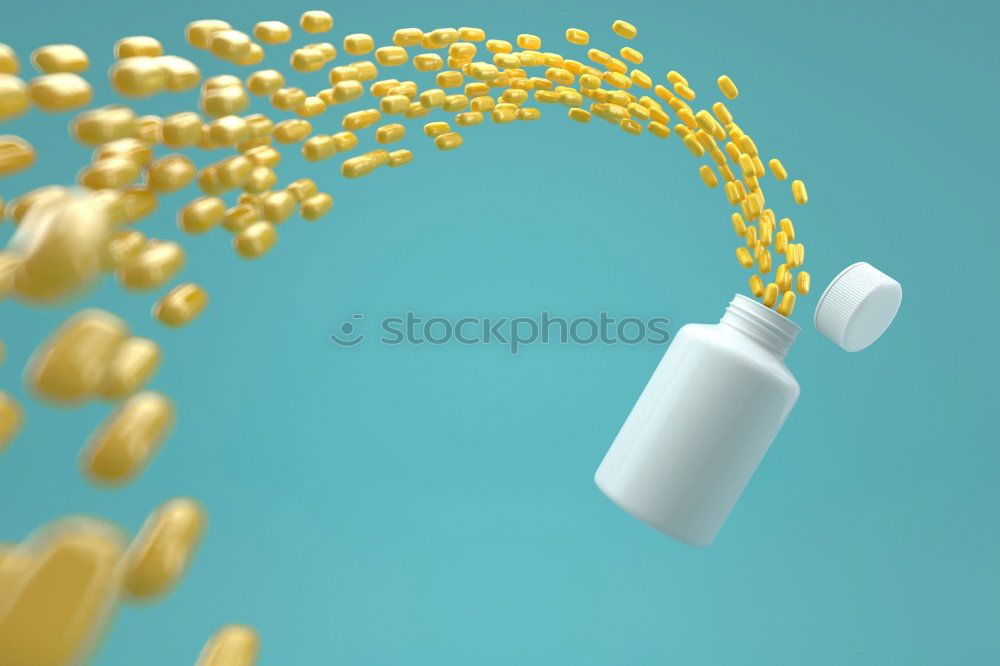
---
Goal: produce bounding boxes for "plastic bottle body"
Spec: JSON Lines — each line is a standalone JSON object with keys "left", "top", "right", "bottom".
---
{"left": 595, "top": 295, "right": 800, "bottom": 547}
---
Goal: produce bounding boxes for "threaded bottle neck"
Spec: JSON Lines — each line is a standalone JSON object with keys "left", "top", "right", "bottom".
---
{"left": 720, "top": 294, "right": 799, "bottom": 358}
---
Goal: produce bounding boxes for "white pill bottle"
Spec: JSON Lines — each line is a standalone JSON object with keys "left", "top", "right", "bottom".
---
{"left": 595, "top": 294, "right": 800, "bottom": 547}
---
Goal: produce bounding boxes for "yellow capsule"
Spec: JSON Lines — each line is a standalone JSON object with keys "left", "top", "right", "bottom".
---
{"left": 132, "top": 114, "right": 160, "bottom": 144}
{"left": 380, "top": 93, "right": 410, "bottom": 114}
{"left": 458, "top": 26, "right": 485, "bottom": 41}
{"left": 246, "top": 69, "right": 284, "bottom": 96}
{"left": 745, "top": 225, "right": 758, "bottom": 249}
{"left": 646, "top": 120, "right": 668, "bottom": 137}
{"left": 484, "top": 39, "right": 512, "bottom": 54}
{"left": 518, "top": 107, "right": 541, "bottom": 121}
{"left": 714, "top": 74, "right": 738, "bottom": 99}
{"left": 618, "top": 117, "right": 640, "bottom": 134}
{"left": 470, "top": 96, "right": 495, "bottom": 112}
{"left": 776, "top": 290, "right": 796, "bottom": 317}
{"left": 0, "top": 390, "right": 24, "bottom": 450}
{"left": 602, "top": 71, "right": 631, "bottom": 90}
{"left": 143, "top": 155, "right": 194, "bottom": 193}
{"left": 709, "top": 102, "right": 732, "bottom": 128}
{"left": 682, "top": 134, "right": 705, "bottom": 157}
{"left": 375, "top": 123, "right": 405, "bottom": 144}
{"left": 0, "top": 74, "right": 28, "bottom": 121}
{"left": 261, "top": 191, "right": 296, "bottom": 223}
{"left": 350, "top": 60, "right": 378, "bottom": 81}
{"left": 778, "top": 218, "right": 794, "bottom": 242}
{"left": 0, "top": 135, "right": 36, "bottom": 176}
{"left": 80, "top": 389, "right": 174, "bottom": 485}
{"left": 491, "top": 107, "right": 516, "bottom": 123}
{"left": 544, "top": 67, "right": 573, "bottom": 85}
{"left": 393, "top": 28, "right": 424, "bottom": 46}
{"left": 152, "top": 283, "right": 208, "bottom": 327}
{"left": 408, "top": 53, "right": 440, "bottom": 72}
{"left": 792, "top": 179, "right": 808, "bottom": 204}
{"left": 423, "top": 121, "right": 451, "bottom": 137}
{"left": 323, "top": 132, "right": 354, "bottom": 155}
{"left": 299, "top": 193, "right": 333, "bottom": 221}
{"left": 677, "top": 107, "right": 697, "bottom": 129}
{"left": 159, "top": 111, "right": 202, "bottom": 148}
{"left": 535, "top": 89, "right": 558, "bottom": 103}
{"left": 435, "top": 132, "right": 463, "bottom": 150}
{"left": 370, "top": 78, "right": 400, "bottom": 96}
{"left": 196, "top": 625, "right": 259, "bottom": 666}
{"left": 120, "top": 187, "right": 156, "bottom": 222}
{"left": 564, "top": 28, "right": 589, "bottom": 45}
{"left": 71, "top": 106, "right": 136, "bottom": 145}
{"left": 28, "top": 72, "right": 92, "bottom": 111}
{"left": 736, "top": 246, "right": 754, "bottom": 268}
{"left": 424, "top": 28, "right": 459, "bottom": 49}
{"left": 296, "top": 96, "right": 326, "bottom": 117}
{"left": 110, "top": 57, "right": 167, "bottom": 97}
{"left": 0, "top": 43, "right": 18, "bottom": 75}
{"left": 730, "top": 213, "right": 747, "bottom": 238}
{"left": 761, "top": 283, "right": 779, "bottom": 308}
{"left": 177, "top": 197, "right": 224, "bottom": 234}
{"left": 443, "top": 94, "right": 468, "bottom": 111}
{"left": 207, "top": 30, "right": 250, "bottom": 61}
{"left": 340, "top": 33, "right": 373, "bottom": 56}
{"left": 276, "top": 180, "right": 314, "bottom": 206}
{"left": 27, "top": 309, "right": 127, "bottom": 404}
{"left": 300, "top": 9, "right": 333, "bottom": 33}
{"left": 375, "top": 46, "right": 408, "bottom": 66}
{"left": 103, "top": 228, "right": 145, "bottom": 270}
{"left": 0, "top": 517, "right": 126, "bottom": 666}
{"left": 114, "top": 36, "right": 162, "bottom": 59}
{"left": 748, "top": 274, "right": 765, "bottom": 298}
{"left": 793, "top": 270, "right": 811, "bottom": 296}
{"left": 455, "top": 111, "right": 483, "bottom": 126}
{"left": 213, "top": 155, "right": 251, "bottom": 189}
{"left": 774, "top": 230, "right": 788, "bottom": 254}
{"left": 417, "top": 88, "right": 444, "bottom": 108}
{"left": 792, "top": 243, "right": 806, "bottom": 267}
{"left": 185, "top": 20, "right": 231, "bottom": 49}
{"left": 30, "top": 44, "right": 89, "bottom": 74}
{"left": 699, "top": 165, "right": 718, "bottom": 188}
{"left": 233, "top": 221, "right": 277, "bottom": 258}
{"left": 96, "top": 336, "right": 160, "bottom": 400}
{"left": 618, "top": 46, "right": 643, "bottom": 64}
{"left": 630, "top": 69, "right": 652, "bottom": 89}
{"left": 119, "top": 497, "right": 207, "bottom": 601}
{"left": 290, "top": 47, "right": 324, "bottom": 72}
{"left": 273, "top": 119, "right": 312, "bottom": 143}
{"left": 221, "top": 203, "right": 259, "bottom": 233}
{"left": 270, "top": 86, "right": 305, "bottom": 111}
{"left": 612, "top": 19, "right": 637, "bottom": 38}
{"left": 117, "top": 240, "right": 185, "bottom": 290}
{"left": 758, "top": 248, "right": 772, "bottom": 274}
{"left": 300, "top": 135, "right": 333, "bottom": 161}
{"left": 341, "top": 109, "right": 377, "bottom": 130}
{"left": 253, "top": 20, "right": 291, "bottom": 44}
{"left": 384, "top": 149, "right": 411, "bottom": 168}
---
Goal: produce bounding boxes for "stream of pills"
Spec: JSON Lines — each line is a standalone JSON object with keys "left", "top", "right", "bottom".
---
{"left": 0, "top": 11, "right": 811, "bottom": 665}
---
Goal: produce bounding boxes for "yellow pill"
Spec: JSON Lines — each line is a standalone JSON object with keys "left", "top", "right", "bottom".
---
{"left": 96, "top": 336, "right": 160, "bottom": 400}
{"left": 375, "top": 46, "right": 408, "bottom": 66}
{"left": 0, "top": 135, "right": 36, "bottom": 176}
{"left": 152, "top": 283, "right": 208, "bottom": 327}
{"left": 26, "top": 309, "right": 127, "bottom": 404}
{"left": 545, "top": 67, "right": 574, "bottom": 85}
{"left": 774, "top": 230, "right": 788, "bottom": 254}
{"left": 132, "top": 114, "right": 160, "bottom": 144}
{"left": 233, "top": 221, "right": 277, "bottom": 259}
{"left": 559, "top": 89, "right": 583, "bottom": 106}
{"left": 343, "top": 109, "right": 379, "bottom": 130}
{"left": 761, "top": 283, "right": 779, "bottom": 308}
{"left": 222, "top": 204, "right": 260, "bottom": 234}
{"left": 341, "top": 33, "right": 373, "bottom": 56}
{"left": 273, "top": 118, "right": 312, "bottom": 143}
{"left": 299, "top": 10, "right": 332, "bottom": 33}
{"left": 290, "top": 48, "right": 324, "bottom": 72}
{"left": 647, "top": 120, "right": 669, "bottom": 137}
{"left": 0, "top": 391, "right": 23, "bottom": 451}
{"left": 792, "top": 179, "right": 808, "bottom": 204}
{"left": 196, "top": 625, "right": 259, "bottom": 666}
{"left": 517, "top": 107, "right": 540, "bottom": 121}
{"left": 28, "top": 72, "right": 92, "bottom": 111}
{"left": 114, "top": 36, "right": 162, "bottom": 59}
{"left": 70, "top": 105, "right": 135, "bottom": 145}
{"left": 30, "top": 44, "right": 89, "bottom": 74}
{"left": 260, "top": 191, "right": 295, "bottom": 223}
{"left": 117, "top": 240, "right": 185, "bottom": 290}
{"left": 565, "top": 28, "right": 589, "bottom": 45}
{"left": 435, "top": 132, "right": 463, "bottom": 150}
{"left": 748, "top": 274, "right": 765, "bottom": 298}
{"left": 208, "top": 30, "right": 251, "bottom": 61}
{"left": 559, "top": 108, "right": 586, "bottom": 124}
{"left": 777, "top": 218, "right": 794, "bottom": 242}
{"left": 441, "top": 94, "right": 467, "bottom": 111}
{"left": 612, "top": 19, "right": 637, "bottom": 38}
{"left": 717, "top": 74, "right": 738, "bottom": 99}
{"left": 0, "top": 74, "right": 29, "bottom": 121}
{"left": 102, "top": 228, "right": 145, "bottom": 271}
{"left": 176, "top": 197, "right": 223, "bottom": 234}
{"left": 791, "top": 270, "right": 810, "bottom": 297}
{"left": 370, "top": 78, "right": 399, "bottom": 96}
{"left": 243, "top": 71, "right": 282, "bottom": 99}
{"left": 758, "top": 248, "right": 772, "bottom": 274}
{"left": 377, "top": 93, "right": 407, "bottom": 114}
{"left": 350, "top": 60, "right": 378, "bottom": 81}
{"left": 0, "top": 43, "right": 20, "bottom": 74}
{"left": 300, "top": 193, "right": 333, "bottom": 221}
{"left": 682, "top": 134, "right": 705, "bottom": 157}
{"left": 458, "top": 26, "right": 485, "bottom": 41}
{"left": 618, "top": 117, "right": 640, "bottom": 134}
{"left": 412, "top": 53, "right": 442, "bottom": 71}
{"left": 296, "top": 96, "right": 326, "bottom": 117}
{"left": 617, "top": 47, "right": 643, "bottom": 65}
{"left": 745, "top": 225, "right": 759, "bottom": 249}
{"left": 340, "top": 155, "right": 374, "bottom": 178}
{"left": 729, "top": 213, "right": 746, "bottom": 237}
{"left": 672, "top": 81, "right": 695, "bottom": 100}
{"left": 80, "top": 390, "right": 174, "bottom": 485}
{"left": 792, "top": 243, "right": 806, "bottom": 267}
{"left": 736, "top": 246, "right": 753, "bottom": 268}
{"left": 485, "top": 39, "right": 512, "bottom": 54}
{"left": 299, "top": 135, "right": 332, "bottom": 161}
{"left": 392, "top": 27, "right": 423, "bottom": 46}
{"left": 776, "top": 290, "right": 796, "bottom": 317}
{"left": 424, "top": 28, "right": 459, "bottom": 49}
{"left": 513, "top": 34, "right": 539, "bottom": 50}
{"left": 107, "top": 56, "right": 164, "bottom": 98}
{"left": 374, "top": 123, "right": 405, "bottom": 144}
{"left": 775, "top": 263, "right": 790, "bottom": 291}
{"left": 120, "top": 187, "right": 156, "bottom": 222}
{"left": 118, "top": 496, "right": 207, "bottom": 601}
{"left": 185, "top": 19, "right": 231, "bottom": 48}
{"left": 246, "top": 21, "right": 288, "bottom": 46}
{"left": 0, "top": 517, "right": 126, "bottom": 666}
{"left": 387, "top": 149, "right": 412, "bottom": 167}
{"left": 144, "top": 154, "right": 194, "bottom": 193}
{"left": 699, "top": 165, "right": 718, "bottom": 188}
{"left": 630, "top": 69, "right": 652, "bottom": 89}
{"left": 421, "top": 122, "right": 449, "bottom": 138}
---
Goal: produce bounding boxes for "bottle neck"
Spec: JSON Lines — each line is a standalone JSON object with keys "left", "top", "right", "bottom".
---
{"left": 720, "top": 294, "right": 799, "bottom": 358}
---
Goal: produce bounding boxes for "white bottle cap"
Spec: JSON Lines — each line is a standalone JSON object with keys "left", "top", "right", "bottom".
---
{"left": 813, "top": 262, "right": 902, "bottom": 352}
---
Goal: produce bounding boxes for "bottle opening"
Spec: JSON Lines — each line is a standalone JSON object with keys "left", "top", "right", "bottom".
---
{"left": 722, "top": 294, "right": 799, "bottom": 356}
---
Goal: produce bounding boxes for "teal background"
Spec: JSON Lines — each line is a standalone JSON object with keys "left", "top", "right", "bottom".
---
{"left": 1, "top": 0, "right": 998, "bottom": 663}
